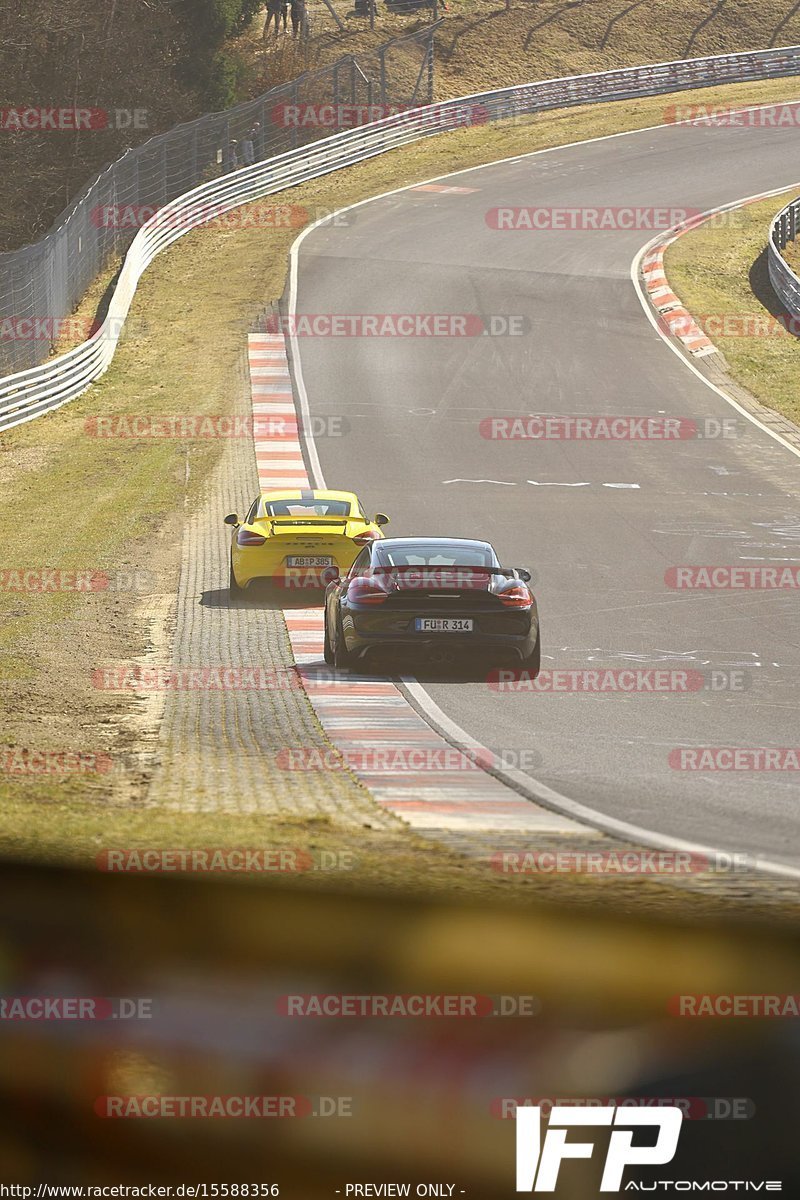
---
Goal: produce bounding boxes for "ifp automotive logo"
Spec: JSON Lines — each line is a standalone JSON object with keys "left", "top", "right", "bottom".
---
{"left": 515, "top": 1105, "right": 782, "bottom": 1192}
{"left": 515, "top": 1104, "right": 682, "bottom": 1191}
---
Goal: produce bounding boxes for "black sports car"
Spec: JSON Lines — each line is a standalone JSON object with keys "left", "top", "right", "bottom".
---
{"left": 323, "top": 536, "right": 540, "bottom": 672}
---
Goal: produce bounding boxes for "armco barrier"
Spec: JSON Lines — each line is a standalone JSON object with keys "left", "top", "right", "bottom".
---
{"left": 4, "top": 44, "right": 800, "bottom": 433}
{"left": 768, "top": 194, "right": 800, "bottom": 316}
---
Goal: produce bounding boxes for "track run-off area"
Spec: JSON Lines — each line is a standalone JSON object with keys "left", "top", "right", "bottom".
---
{"left": 283, "top": 103, "right": 800, "bottom": 874}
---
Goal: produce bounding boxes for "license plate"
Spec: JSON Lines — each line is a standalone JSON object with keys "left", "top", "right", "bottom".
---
{"left": 414, "top": 618, "right": 474, "bottom": 633}
{"left": 286, "top": 556, "right": 334, "bottom": 567}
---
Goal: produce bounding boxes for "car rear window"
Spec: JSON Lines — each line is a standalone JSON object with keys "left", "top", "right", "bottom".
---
{"left": 377, "top": 543, "right": 495, "bottom": 567}
{"left": 260, "top": 499, "right": 351, "bottom": 518}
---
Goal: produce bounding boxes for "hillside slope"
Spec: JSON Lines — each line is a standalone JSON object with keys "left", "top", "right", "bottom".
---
{"left": 432, "top": 0, "right": 800, "bottom": 97}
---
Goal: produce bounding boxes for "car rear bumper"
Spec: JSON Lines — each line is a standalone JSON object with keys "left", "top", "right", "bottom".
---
{"left": 343, "top": 608, "right": 539, "bottom": 662}
{"left": 233, "top": 546, "right": 352, "bottom": 588}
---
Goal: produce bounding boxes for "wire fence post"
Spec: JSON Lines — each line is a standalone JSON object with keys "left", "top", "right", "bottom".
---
{"left": 290, "top": 81, "right": 299, "bottom": 150}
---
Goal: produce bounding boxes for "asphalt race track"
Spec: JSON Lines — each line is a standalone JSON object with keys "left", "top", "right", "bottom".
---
{"left": 291, "top": 109, "right": 800, "bottom": 869}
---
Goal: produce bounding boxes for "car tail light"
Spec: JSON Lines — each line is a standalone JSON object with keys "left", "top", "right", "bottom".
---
{"left": 236, "top": 529, "right": 267, "bottom": 547}
{"left": 352, "top": 530, "right": 381, "bottom": 546}
{"left": 348, "top": 576, "right": 390, "bottom": 605}
{"left": 498, "top": 583, "right": 532, "bottom": 608}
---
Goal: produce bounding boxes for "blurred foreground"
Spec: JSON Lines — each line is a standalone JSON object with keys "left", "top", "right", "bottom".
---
{"left": 0, "top": 861, "right": 798, "bottom": 1194}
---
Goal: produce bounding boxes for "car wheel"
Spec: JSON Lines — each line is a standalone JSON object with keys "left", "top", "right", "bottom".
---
{"left": 229, "top": 556, "right": 244, "bottom": 599}
{"left": 519, "top": 629, "right": 540, "bottom": 677}
{"left": 333, "top": 612, "right": 354, "bottom": 670}
{"left": 323, "top": 609, "right": 335, "bottom": 665}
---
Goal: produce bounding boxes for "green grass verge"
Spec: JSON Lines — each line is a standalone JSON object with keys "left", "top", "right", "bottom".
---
{"left": 665, "top": 187, "right": 800, "bottom": 427}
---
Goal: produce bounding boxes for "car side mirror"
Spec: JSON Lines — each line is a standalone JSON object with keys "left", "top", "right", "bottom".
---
{"left": 515, "top": 568, "right": 531, "bottom": 583}
{"left": 374, "top": 513, "right": 390, "bottom": 526}
{"left": 224, "top": 513, "right": 240, "bottom": 527}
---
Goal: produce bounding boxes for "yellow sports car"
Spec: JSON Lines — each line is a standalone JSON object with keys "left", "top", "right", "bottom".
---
{"left": 225, "top": 488, "right": 389, "bottom": 595}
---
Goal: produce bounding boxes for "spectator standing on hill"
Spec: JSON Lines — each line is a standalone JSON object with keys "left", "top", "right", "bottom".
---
{"left": 290, "top": 0, "right": 306, "bottom": 37}
{"left": 225, "top": 139, "right": 239, "bottom": 172}
{"left": 263, "top": 0, "right": 283, "bottom": 39}
{"left": 241, "top": 129, "right": 255, "bottom": 166}
{"left": 250, "top": 122, "right": 264, "bottom": 160}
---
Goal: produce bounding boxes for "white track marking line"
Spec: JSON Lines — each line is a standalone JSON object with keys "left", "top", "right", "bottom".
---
{"left": 443, "top": 478, "right": 517, "bottom": 485}
{"left": 287, "top": 101, "right": 800, "bottom": 880}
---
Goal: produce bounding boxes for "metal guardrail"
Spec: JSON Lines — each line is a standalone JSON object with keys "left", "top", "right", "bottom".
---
{"left": 768, "top": 194, "right": 800, "bottom": 316}
{"left": 4, "top": 43, "right": 800, "bottom": 433}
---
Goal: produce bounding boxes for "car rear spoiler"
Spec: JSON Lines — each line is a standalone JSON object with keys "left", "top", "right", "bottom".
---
{"left": 367, "top": 565, "right": 525, "bottom": 576}
{"left": 266, "top": 516, "right": 349, "bottom": 529}
{"left": 354, "top": 565, "right": 531, "bottom": 582}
